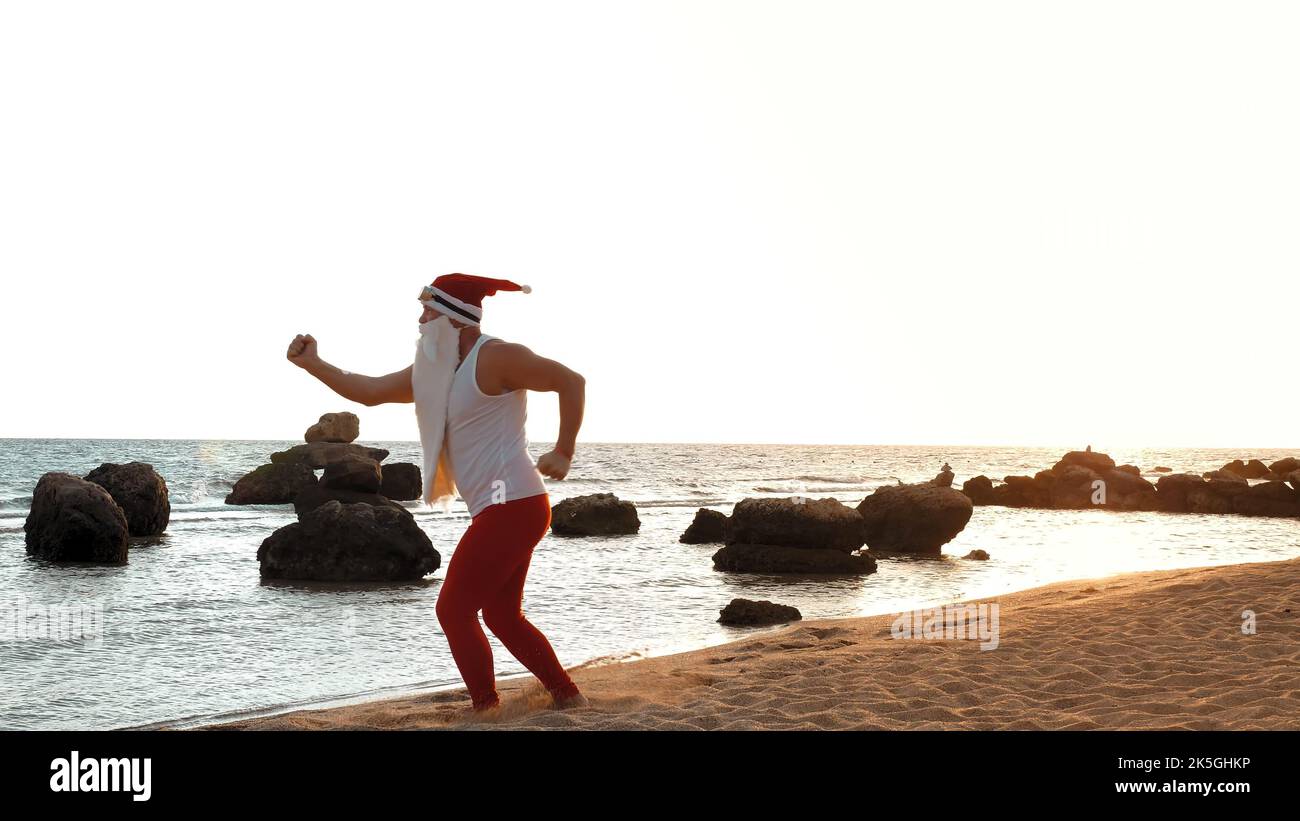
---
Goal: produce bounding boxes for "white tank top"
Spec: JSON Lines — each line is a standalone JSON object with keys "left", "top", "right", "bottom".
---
{"left": 446, "top": 333, "right": 548, "bottom": 518}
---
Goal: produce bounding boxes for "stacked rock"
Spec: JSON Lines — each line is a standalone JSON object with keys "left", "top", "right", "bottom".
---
{"left": 713, "top": 497, "right": 875, "bottom": 574}
{"left": 225, "top": 412, "right": 423, "bottom": 505}
{"left": 239, "top": 413, "right": 439, "bottom": 581}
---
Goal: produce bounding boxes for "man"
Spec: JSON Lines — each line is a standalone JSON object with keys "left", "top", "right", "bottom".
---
{"left": 286, "top": 273, "right": 589, "bottom": 714}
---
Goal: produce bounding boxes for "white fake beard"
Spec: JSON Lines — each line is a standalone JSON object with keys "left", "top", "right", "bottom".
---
{"left": 412, "top": 314, "right": 462, "bottom": 509}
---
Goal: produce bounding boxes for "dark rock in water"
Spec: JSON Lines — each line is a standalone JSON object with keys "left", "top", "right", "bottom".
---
{"left": 963, "top": 549, "right": 990, "bottom": 560}
{"left": 322, "top": 456, "right": 382, "bottom": 494}
{"left": 1221, "top": 459, "right": 1271, "bottom": 479}
{"left": 961, "top": 475, "right": 994, "bottom": 505}
{"left": 1268, "top": 457, "right": 1300, "bottom": 476}
{"left": 1187, "top": 479, "right": 1250, "bottom": 514}
{"left": 304, "top": 411, "right": 360, "bottom": 444}
{"left": 680, "top": 508, "right": 727, "bottom": 544}
{"left": 550, "top": 493, "right": 640, "bottom": 536}
{"left": 1155, "top": 473, "right": 1206, "bottom": 512}
{"left": 1098, "top": 468, "right": 1158, "bottom": 510}
{"left": 856, "top": 483, "right": 972, "bottom": 555}
{"left": 718, "top": 598, "right": 803, "bottom": 626}
{"left": 1152, "top": 466, "right": 1173, "bottom": 473}
{"left": 1232, "top": 481, "right": 1300, "bottom": 517}
{"left": 712, "top": 543, "right": 877, "bottom": 574}
{"left": 992, "top": 475, "right": 1051, "bottom": 508}
{"left": 1048, "top": 465, "right": 1102, "bottom": 509}
{"left": 379, "top": 462, "right": 422, "bottom": 501}
{"left": 1116, "top": 464, "right": 1141, "bottom": 476}
{"left": 270, "top": 442, "right": 389, "bottom": 469}
{"left": 226, "top": 463, "right": 318, "bottom": 505}
{"left": 1288, "top": 469, "right": 1300, "bottom": 493}
{"left": 292, "top": 485, "right": 410, "bottom": 518}
{"left": 84, "top": 461, "right": 170, "bottom": 536}
{"left": 1201, "top": 469, "right": 1248, "bottom": 483}
{"left": 24, "top": 473, "right": 129, "bottom": 563}
{"left": 257, "top": 500, "right": 439, "bottom": 582}
{"left": 1054, "top": 450, "right": 1116, "bottom": 474}
{"left": 724, "top": 497, "right": 864, "bottom": 551}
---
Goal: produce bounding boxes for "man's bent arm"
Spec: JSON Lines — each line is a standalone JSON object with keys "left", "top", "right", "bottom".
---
{"left": 495, "top": 344, "right": 585, "bottom": 457}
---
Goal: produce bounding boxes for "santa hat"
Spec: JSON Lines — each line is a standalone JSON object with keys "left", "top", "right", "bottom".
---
{"left": 419, "top": 273, "right": 531, "bottom": 326}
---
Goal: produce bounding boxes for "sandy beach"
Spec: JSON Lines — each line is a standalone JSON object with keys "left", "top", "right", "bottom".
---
{"left": 202, "top": 556, "right": 1300, "bottom": 731}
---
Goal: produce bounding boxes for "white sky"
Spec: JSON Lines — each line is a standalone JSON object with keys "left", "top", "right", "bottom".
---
{"left": 2, "top": 1, "right": 1296, "bottom": 448}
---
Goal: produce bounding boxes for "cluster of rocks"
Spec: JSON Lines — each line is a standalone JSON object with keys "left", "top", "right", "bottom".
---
{"left": 711, "top": 497, "right": 877, "bottom": 574}
{"left": 1212, "top": 457, "right": 1299, "bottom": 483}
{"left": 23, "top": 462, "right": 170, "bottom": 563}
{"left": 682, "top": 464, "right": 976, "bottom": 568}
{"left": 961, "top": 451, "right": 1300, "bottom": 517}
{"left": 225, "top": 412, "right": 422, "bottom": 508}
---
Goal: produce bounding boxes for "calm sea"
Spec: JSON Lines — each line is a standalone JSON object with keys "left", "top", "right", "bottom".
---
{"left": 1, "top": 439, "right": 1297, "bottom": 730}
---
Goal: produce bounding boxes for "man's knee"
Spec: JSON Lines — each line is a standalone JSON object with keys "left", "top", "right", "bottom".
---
{"left": 482, "top": 604, "right": 524, "bottom": 634}
{"left": 436, "top": 590, "right": 476, "bottom": 626}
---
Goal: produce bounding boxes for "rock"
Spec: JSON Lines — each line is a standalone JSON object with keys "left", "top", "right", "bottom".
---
{"left": 1268, "top": 457, "right": 1300, "bottom": 476}
{"left": 961, "top": 475, "right": 995, "bottom": 505}
{"left": 1099, "top": 468, "right": 1158, "bottom": 510}
{"left": 1221, "top": 459, "right": 1271, "bottom": 479}
{"left": 718, "top": 598, "right": 803, "bottom": 626}
{"left": 270, "top": 442, "right": 389, "bottom": 469}
{"left": 1152, "top": 466, "right": 1173, "bottom": 473}
{"left": 712, "top": 543, "right": 877, "bottom": 574}
{"left": 24, "top": 473, "right": 129, "bottom": 563}
{"left": 257, "top": 500, "right": 440, "bottom": 582}
{"left": 550, "top": 493, "right": 640, "bottom": 536}
{"left": 856, "top": 483, "right": 972, "bottom": 555}
{"left": 1116, "top": 464, "right": 1141, "bottom": 476}
{"left": 1155, "top": 473, "right": 1204, "bottom": 512}
{"left": 963, "top": 549, "right": 990, "bottom": 560}
{"left": 1202, "top": 469, "right": 1248, "bottom": 483}
{"left": 226, "top": 463, "right": 318, "bottom": 505}
{"left": 304, "top": 412, "right": 360, "bottom": 444}
{"left": 990, "top": 475, "right": 1050, "bottom": 508}
{"left": 1289, "top": 469, "right": 1300, "bottom": 493}
{"left": 1187, "top": 479, "right": 1250, "bottom": 514}
{"left": 1054, "top": 450, "right": 1116, "bottom": 474}
{"left": 379, "top": 462, "right": 422, "bottom": 501}
{"left": 321, "top": 456, "right": 382, "bottom": 494}
{"left": 930, "top": 464, "right": 954, "bottom": 488}
{"left": 1231, "top": 481, "right": 1300, "bottom": 518}
{"left": 1048, "top": 465, "right": 1102, "bottom": 509}
{"left": 680, "top": 508, "right": 727, "bottom": 544}
{"left": 724, "top": 497, "right": 864, "bottom": 551}
{"left": 292, "top": 485, "right": 411, "bottom": 518}
{"left": 83, "top": 461, "right": 170, "bottom": 536}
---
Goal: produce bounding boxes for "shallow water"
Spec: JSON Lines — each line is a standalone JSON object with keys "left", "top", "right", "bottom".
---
{"left": 1, "top": 439, "right": 1297, "bottom": 730}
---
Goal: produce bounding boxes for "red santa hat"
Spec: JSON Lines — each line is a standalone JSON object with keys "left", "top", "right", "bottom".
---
{"left": 418, "top": 273, "right": 531, "bottom": 326}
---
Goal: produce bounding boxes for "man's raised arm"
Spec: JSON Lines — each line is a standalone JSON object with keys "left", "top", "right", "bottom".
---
{"left": 286, "top": 333, "right": 414, "bottom": 406}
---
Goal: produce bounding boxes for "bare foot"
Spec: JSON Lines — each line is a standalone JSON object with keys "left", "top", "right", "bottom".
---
{"left": 551, "top": 692, "right": 590, "bottom": 710}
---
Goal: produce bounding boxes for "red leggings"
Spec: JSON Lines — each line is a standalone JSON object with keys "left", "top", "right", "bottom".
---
{"left": 435, "top": 492, "right": 581, "bottom": 710}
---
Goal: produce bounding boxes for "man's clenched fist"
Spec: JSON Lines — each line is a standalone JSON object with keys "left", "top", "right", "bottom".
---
{"left": 286, "top": 333, "right": 319, "bottom": 368}
{"left": 536, "top": 449, "right": 571, "bottom": 480}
